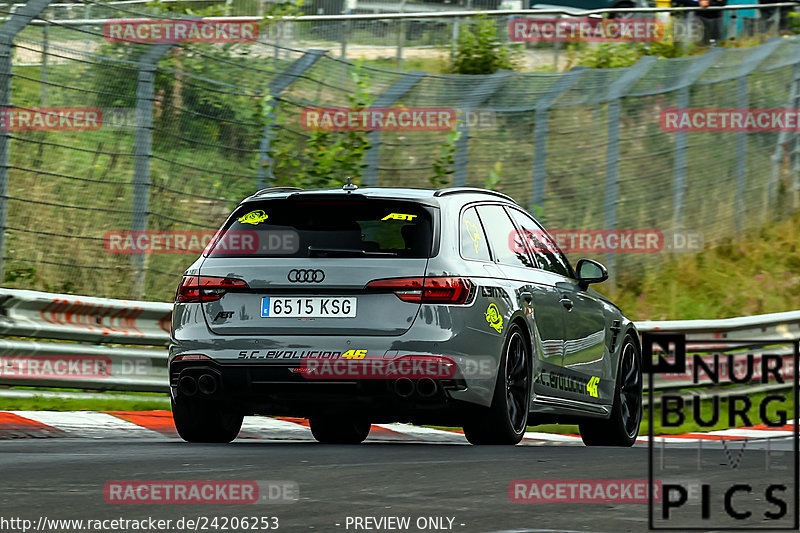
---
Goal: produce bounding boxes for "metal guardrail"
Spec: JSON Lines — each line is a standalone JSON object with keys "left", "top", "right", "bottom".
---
{"left": 0, "top": 288, "right": 796, "bottom": 393}
{"left": 16, "top": 4, "right": 800, "bottom": 23}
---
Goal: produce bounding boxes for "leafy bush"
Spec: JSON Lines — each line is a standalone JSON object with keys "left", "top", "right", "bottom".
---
{"left": 450, "top": 14, "right": 522, "bottom": 75}
{"left": 270, "top": 63, "right": 375, "bottom": 188}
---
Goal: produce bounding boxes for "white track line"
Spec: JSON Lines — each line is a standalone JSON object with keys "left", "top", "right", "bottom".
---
{"left": 238, "top": 416, "right": 314, "bottom": 440}
{"left": 523, "top": 431, "right": 584, "bottom": 442}
{"left": 375, "top": 423, "right": 468, "bottom": 443}
{"left": 699, "top": 428, "right": 794, "bottom": 439}
{"left": 8, "top": 411, "right": 164, "bottom": 439}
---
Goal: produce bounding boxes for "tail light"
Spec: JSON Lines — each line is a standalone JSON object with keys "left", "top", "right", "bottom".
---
{"left": 366, "top": 277, "right": 473, "bottom": 304}
{"left": 172, "top": 354, "right": 211, "bottom": 362}
{"left": 175, "top": 275, "right": 248, "bottom": 303}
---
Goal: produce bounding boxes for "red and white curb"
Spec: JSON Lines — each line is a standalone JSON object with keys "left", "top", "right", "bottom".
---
{"left": 0, "top": 411, "right": 795, "bottom": 445}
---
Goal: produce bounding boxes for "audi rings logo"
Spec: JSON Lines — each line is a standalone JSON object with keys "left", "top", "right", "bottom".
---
{"left": 287, "top": 269, "right": 325, "bottom": 283}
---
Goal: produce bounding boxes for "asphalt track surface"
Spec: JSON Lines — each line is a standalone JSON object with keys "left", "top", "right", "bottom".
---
{"left": 0, "top": 437, "right": 796, "bottom": 533}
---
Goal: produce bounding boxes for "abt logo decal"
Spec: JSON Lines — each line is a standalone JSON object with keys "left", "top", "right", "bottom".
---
{"left": 381, "top": 213, "right": 417, "bottom": 221}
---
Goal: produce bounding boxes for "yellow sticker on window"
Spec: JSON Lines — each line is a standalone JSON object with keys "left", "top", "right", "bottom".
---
{"left": 381, "top": 213, "right": 417, "bottom": 221}
{"left": 237, "top": 210, "right": 269, "bottom": 225}
{"left": 485, "top": 303, "right": 503, "bottom": 334}
{"left": 464, "top": 219, "right": 482, "bottom": 253}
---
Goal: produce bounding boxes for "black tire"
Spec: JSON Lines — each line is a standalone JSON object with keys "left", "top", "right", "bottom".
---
{"left": 463, "top": 324, "right": 531, "bottom": 445}
{"left": 172, "top": 396, "right": 243, "bottom": 443}
{"left": 580, "top": 336, "right": 642, "bottom": 447}
{"left": 309, "top": 415, "right": 371, "bottom": 444}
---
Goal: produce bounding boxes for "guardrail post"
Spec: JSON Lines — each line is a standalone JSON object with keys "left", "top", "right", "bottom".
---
{"left": 131, "top": 43, "right": 174, "bottom": 300}
{"left": 531, "top": 67, "right": 586, "bottom": 215}
{"left": 256, "top": 49, "right": 326, "bottom": 189}
{"left": 603, "top": 56, "right": 657, "bottom": 275}
{"left": 732, "top": 38, "right": 782, "bottom": 232}
{"left": 671, "top": 47, "right": 722, "bottom": 230}
{"left": 452, "top": 70, "right": 511, "bottom": 187}
{"left": 0, "top": 0, "right": 52, "bottom": 284}
{"left": 363, "top": 71, "right": 426, "bottom": 186}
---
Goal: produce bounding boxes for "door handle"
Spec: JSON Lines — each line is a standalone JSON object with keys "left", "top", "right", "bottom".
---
{"left": 520, "top": 291, "right": 533, "bottom": 304}
{"left": 560, "top": 297, "right": 574, "bottom": 311}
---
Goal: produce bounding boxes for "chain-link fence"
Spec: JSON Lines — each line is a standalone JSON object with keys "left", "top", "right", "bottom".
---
{"left": 0, "top": 0, "right": 798, "bottom": 301}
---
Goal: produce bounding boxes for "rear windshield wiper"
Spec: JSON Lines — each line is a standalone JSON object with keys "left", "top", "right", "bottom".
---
{"left": 308, "top": 246, "right": 398, "bottom": 257}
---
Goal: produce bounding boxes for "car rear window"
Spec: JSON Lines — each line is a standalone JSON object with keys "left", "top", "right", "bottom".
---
{"left": 205, "top": 198, "right": 435, "bottom": 258}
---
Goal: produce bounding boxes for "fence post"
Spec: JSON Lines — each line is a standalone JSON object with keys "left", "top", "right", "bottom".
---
{"left": 340, "top": 20, "right": 348, "bottom": 59}
{"left": 530, "top": 67, "right": 586, "bottom": 214}
{"left": 732, "top": 38, "right": 782, "bottom": 232}
{"left": 684, "top": 11, "right": 695, "bottom": 46}
{"left": 603, "top": 56, "right": 657, "bottom": 275}
{"left": 396, "top": 19, "right": 405, "bottom": 70}
{"left": 671, "top": 47, "right": 722, "bottom": 230}
{"left": 256, "top": 49, "right": 326, "bottom": 189}
{"left": 130, "top": 44, "right": 174, "bottom": 300}
{"left": 794, "top": 123, "right": 800, "bottom": 210}
{"left": 363, "top": 71, "right": 426, "bottom": 186}
{"left": 451, "top": 17, "right": 459, "bottom": 60}
{"left": 0, "top": 0, "right": 52, "bottom": 284}
{"left": 452, "top": 70, "right": 511, "bottom": 187}
{"left": 40, "top": 23, "right": 48, "bottom": 106}
{"left": 766, "top": 52, "right": 800, "bottom": 219}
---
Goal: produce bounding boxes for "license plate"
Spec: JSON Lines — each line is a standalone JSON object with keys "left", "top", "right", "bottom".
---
{"left": 261, "top": 297, "right": 357, "bottom": 318}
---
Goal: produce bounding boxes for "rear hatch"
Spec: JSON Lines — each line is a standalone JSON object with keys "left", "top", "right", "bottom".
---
{"left": 195, "top": 195, "right": 437, "bottom": 336}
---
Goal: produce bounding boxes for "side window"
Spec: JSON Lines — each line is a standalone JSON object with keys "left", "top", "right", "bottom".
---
{"left": 460, "top": 207, "right": 491, "bottom": 261}
{"left": 507, "top": 208, "right": 573, "bottom": 278}
{"left": 475, "top": 205, "right": 534, "bottom": 269}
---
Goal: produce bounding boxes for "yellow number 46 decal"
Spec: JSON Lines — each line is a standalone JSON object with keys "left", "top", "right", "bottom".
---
{"left": 341, "top": 349, "right": 367, "bottom": 359}
{"left": 586, "top": 376, "right": 600, "bottom": 398}
{"left": 382, "top": 213, "right": 417, "bottom": 221}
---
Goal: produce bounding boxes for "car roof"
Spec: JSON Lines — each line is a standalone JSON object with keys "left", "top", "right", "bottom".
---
{"left": 241, "top": 186, "right": 517, "bottom": 206}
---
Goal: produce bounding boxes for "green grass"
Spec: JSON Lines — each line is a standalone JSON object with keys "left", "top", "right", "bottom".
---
{"left": 607, "top": 211, "right": 800, "bottom": 320}
{"left": 360, "top": 56, "right": 449, "bottom": 73}
{"left": 0, "top": 393, "right": 171, "bottom": 412}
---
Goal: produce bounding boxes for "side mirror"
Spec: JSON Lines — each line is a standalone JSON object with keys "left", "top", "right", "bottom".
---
{"left": 576, "top": 259, "right": 608, "bottom": 290}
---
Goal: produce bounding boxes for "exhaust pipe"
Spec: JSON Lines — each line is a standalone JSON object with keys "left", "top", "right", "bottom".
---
{"left": 393, "top": 378, "right": 414, "bottom": 398}
{"left": 178, "top": 375, "right": 197, "bottom": 396}
{"left": 197, "top": 374, "right": 218, "bottom": 395}
{"left": 417, "top": 378, "right": 438, "bottom": 398}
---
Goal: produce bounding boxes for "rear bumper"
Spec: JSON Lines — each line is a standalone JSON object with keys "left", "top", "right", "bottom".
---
{"left": 169, "top": 358, "right": 476, "bottom": 422}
